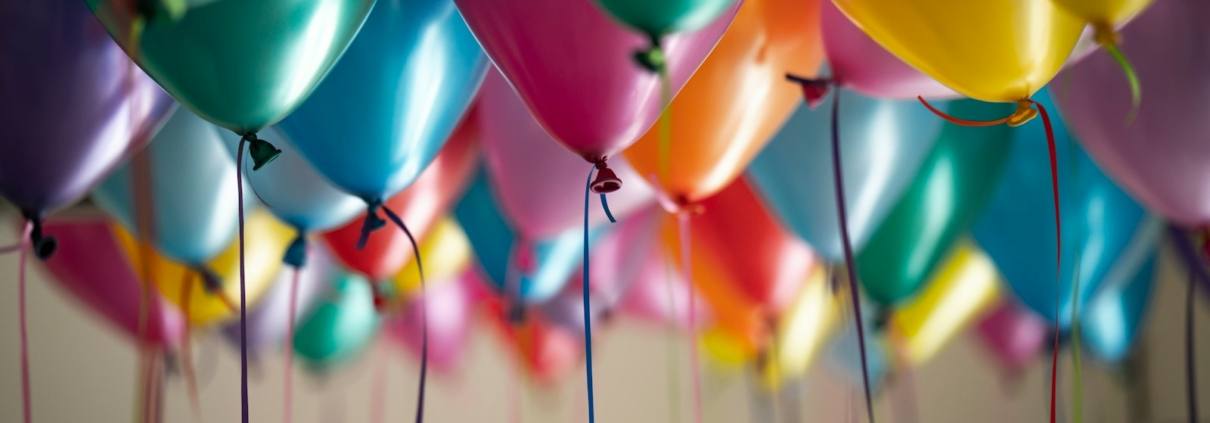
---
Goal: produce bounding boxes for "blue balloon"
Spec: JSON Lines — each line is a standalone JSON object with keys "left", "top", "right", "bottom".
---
{"left": 454, "top": 170, "right": 605, "bottom": 304}
{"left": 748, "top": 90, "right": 942, "bottom": 261}
{"left": 1080, "top": 236, "right": 1158, "bottom": 362}
{"left": 973, "top": 89, "right": 1151, "bottom": 329}
{"left": 281, "top": 0, "right": 488, "bottom": 202}
{"left": 93, "top": 108, "right": 251, "bottom": 264}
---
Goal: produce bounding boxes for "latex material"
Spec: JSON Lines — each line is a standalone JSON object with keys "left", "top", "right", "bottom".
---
{"left": 1081, "top": 242, "right": 1157, "bottom": 362}
{"left": 761, "top": 268, "right": 839, "bottom": 389}
{"left": 1053, "top": 0, "right": 1210, "bottom": 226}
{"left": 855, "top": 100, "right": 1014, "bottom": 306}
{"left": 220, "top": 127, "right": 362, "bottom": 232}
{"left": 1054, "top": 0, "right": 1150, "bottom": 26}
{"left": 293, "top": 272, "right": 380, "bottom": 368}
{"left": 93, "top": 108, "right": 246, "bottom": 264}
{"left": 281, "top": 0, "right": 487, "bottom": 200}
{"left": 482, "top": 296, "right": 581, "bottom": 384}
{"left": 40, "top": 217, "right": 184, "bottom": 346}
{"left": 595, "top": 0, "right": 736, "bottom": 37}
{"left": 623, "top": 0, "right": 824, "bottom": 203}
{"left": 454, "top": 0, "right": 736, "bottom": 159}
{"left": 86, "top": 0, "right": 372, "bottom": 132}
{"left": 112, "top": 211, "right": 292, "bottom": 326}
{"left": 826, "top": 303, "right": 887, "bottom": 392}
{"left": 221, "top": 244, "right": 340, "bottom": 355}
{"left": 832, "top": 0, "right": 1083, "bottom": 102}
{"left": 748, "top": 92, "right": 941, "bottom": 261}
{"left": 479, "top": 72, "right": 655, "bottom": 239}
{"left": 0, "top": 0, "right": 173, "bottom": 216}
{"left": 975, "top": 301, "right": 1048, "bottom": 372}
{"left": 821, "top": 1, "right": 953, "bottom": 99}
{"left": 322, "top": 114, "right": 479, "bottom": 281}
{"left": 889, "top": 241, "right": 1001, "bottom": 366}
{"left": 389, "top": 270, "right": 478, "bottom": 375}
{"left": 391, "top": 218, "right": 471, "bottom": 299}
{"left": 973, "top": 90, "right": 1150, "bottom": 328}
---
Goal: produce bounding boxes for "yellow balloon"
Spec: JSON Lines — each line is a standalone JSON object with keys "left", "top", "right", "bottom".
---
{"left": 391, "top": 218, "right": 471, "bottom": 298}
{"left": 1053, "top": 0, "right": 1150, "bottom": 27}
{"left": 760, "top": 267, "right": 840, "bottom": 389}
{"left": 113, "top": 211, "right": 294, "bottom": 327}
{"left": 833, "top": 0, "right": 1084, "bottom": 102}
{"left": 701, "top": 327, "right": 757, "bottom": 371}
{"left": 888, "top": 240, "right": 1000, "bottom": 366}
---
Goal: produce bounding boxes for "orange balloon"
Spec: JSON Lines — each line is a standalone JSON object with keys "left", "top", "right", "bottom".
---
{"left": 623, "top": 0, "right": 824, "bottom": 204}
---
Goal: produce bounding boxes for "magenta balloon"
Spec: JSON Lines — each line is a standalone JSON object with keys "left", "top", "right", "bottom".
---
{"left": 974, "top": 301, "right": 1047, "bottom": 372}
{"left": 1054, "top": 0, "right": 1210, "bottom": 225}
{"left": 821, "top": 1, "right": 954, "bottom": 99}
{"left": 479, "top": 71, "right": 656, "bottom": 239}
{"left": 40, "top": 217, "right": 184, "bottom": 346}
{"left": 455, "top": 0, "right": 737, "bottom": 160}
{"left": 388, "top": 271, "right": 478, "bottom": 375}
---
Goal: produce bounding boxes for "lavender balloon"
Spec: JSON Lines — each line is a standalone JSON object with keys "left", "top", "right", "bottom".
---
{"left": 222, "top": 244, "right": 339, "bottom": 355}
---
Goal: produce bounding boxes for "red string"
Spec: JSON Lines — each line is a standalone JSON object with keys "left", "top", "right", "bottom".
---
{"left": 18, "top": 221, "right": 31, "bottom": 423}
{"left": 284, "top": 266, "right": 301, "bottom": 423}
{"left": 677, "top": 212, "right": 703, "bottom": 423}
{"left": 916, "top": 97, "right": 1010, "bottom": 127}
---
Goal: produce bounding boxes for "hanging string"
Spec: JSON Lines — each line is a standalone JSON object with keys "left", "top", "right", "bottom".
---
{"left": 677, "top": 212, "right": 703, "bottom": 423}
{"left": 179, "top": 270, "right": 200, "bottom": 417}
{"left": 379, "top": 204, "right": 428, "bottom": 423}
{"left": 284, "top": 265, "right": 302, "bottom": 423}
{"left": 1070, "top": 260, "right": 1084, "bottom": 423}
{"left": 580, "top": 162, "right": 619, "bottom": 423}
{"left": 131, "top": 149, "right": 158, "bottom": 423}
{"left": 17, "top": 221, "right": 31, "bottom": 423}
{"left": 1092, "top": 22, "right": 1141, "bottom": 121}
{"left": 235, "top": 138, "right": 252, "bottom": 423}
{"left": 663, "top": 259, "right": 683, "bottom": 423}
{"left": 1188, "top": 270, "right": 1200, "bottom": 423}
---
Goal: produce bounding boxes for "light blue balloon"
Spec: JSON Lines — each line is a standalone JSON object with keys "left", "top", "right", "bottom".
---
{"left": 748, "top": 90, "right": 942, "bottom": 261}
{"left": 973, "top": 89, "right": 1150, "bottom": 329}
{"left": 219, "top": 128, "right": 362, "bottom": 232}
{"left": 1080, "top": 234, "right": 1158, "bottom": 362}
{"left": 281, "top": 0, "right": 488, "bottom": 202}
{"left": 92, "top": 108, "right": 251, "bottom": 264}
{"left": 454, "top": 170, "right": 605, "bottom": 304}
{"left": 293, "top": 271, "right": 380, "bottom": 368}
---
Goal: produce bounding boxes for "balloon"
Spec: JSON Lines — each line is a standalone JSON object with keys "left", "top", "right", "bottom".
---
{"left": 820, "top": 1, "right": 953, "bottom": 99}
{"left": 85, "top": 0, "right": 372, "bottom": 133}
{"left": 1053, "top": 0, "right": 1150, "bottom": 29}
{"left": 1080, "top": 239, "right": 1158, "bottom": 362}
{"left": 455, "top": 170, "right": 605, "bottom": 304}
{"left": 293, "top": 272, "right": 380, "bottom": 368}
{"left": 390, "top": 218, "right": 472, "bottom": 299}
{"left": 1053, "top": 0, "right": 1210, "bottom": 226}
{"left": 973, "top": 90, "right": 1154, "bottom": 328}
{"left": 748, "top": 92, "right": 941, "bottom": 261}
{"left": 622, "top": 0, "right": 825, "bottom": 204}
{"left": 322, "top": 115, "right": 479, "bottom": 281}
{"left": 454, "top": 0, "right": 736, "bottom": 163}
{"left": 479, "top": 71, "right": 655, "bottom": 239}
{"left": 826, "top": 306, "right": 887, "bottom": 392}
{"left": 832, "top": 0, "right": 1083, "bottom": 102}
{"left": 0, "top": 0, "right": 173, "bottom": 219}
{"left": 40, "top": 217, "right": 184, "bottom": 346}
{"left": 888, "top": 241, "right": 1001, "bottom": 366}
{"left": 219, "top": 127, "right": 362, "bottom": 233}
{"left": 761, "top": 267, "right": 840, "bottom": 389}
{"left": 595, "top": 0, "right": 736, "bottom": 39}
{"left": 281, "top": 0, "right": 487, "bottom": 201}
{"left": 855, "top": 100, "right": 1014, "bottom": 306}
{"left": 112, "top": 211, "right": 293, "bottom": 327}
{"left": 92, "top": 108, "right": 246, "bottom": 264}
{"left": 481, "top": 296, "right": 582, "bottom": 384}
{"left": 388, "top": 270, "right": 478, "bottom": 374}
{"left": 974, "top": 301, "right": 1048, "bottom": 373}
{"left": 221, "top": 244, "right": 341, "bottom": 355}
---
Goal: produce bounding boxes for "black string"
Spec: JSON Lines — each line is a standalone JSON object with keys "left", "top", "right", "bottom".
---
{"left": 378, "top": 205, "right": 427, "bottom": 423}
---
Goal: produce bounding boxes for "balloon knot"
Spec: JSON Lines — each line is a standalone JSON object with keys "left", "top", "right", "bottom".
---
{"left": 22, "top": 213, "right": 55, "bottom": 260}
{"left": 786, "top": 73, "right": 832, "bottom": 109}
{"left": 283, "top": 232, "right": 307, "bottom": 268}
{"left": 872, "top": 308, "right": 892, "bottom": 332}
{"left": 1092, "top": 22, "right": 1121, "bottom": 47}
{"left": 589, "top": 158, "right": 622, "bottom": 194}
{"left": 506, "top": 303, "right": 527, "bottom": 324}
{"left": 241, "top": 132, "right": 282, "bottom": 171}
{"left": 916, "top": 96, "right": 1037, "bottom": 127}
{"left": 197, "top": 266, "right": 223, "bottom": 294}
{"left": 356, "top": 200, "right": 387, "bottom": 250}
{"left": 633, "top": 36, "right": 666, "bottom": 74}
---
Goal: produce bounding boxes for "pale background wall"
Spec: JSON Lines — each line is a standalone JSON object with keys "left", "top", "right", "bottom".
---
{"left": 0, "top": 220, "right": 1207, "bottom": 423}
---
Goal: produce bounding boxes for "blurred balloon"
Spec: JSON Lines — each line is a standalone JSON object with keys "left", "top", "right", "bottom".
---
{"left": 0, "top": 0, "right": 173, "bottom": 220}
{"left": 820, "top": 1, "right": 953, "bottom": 99}
{"left": 888, "top": 241, "right": 1001, "bottom": 366}
{"left": 623, "top": 0, "right": 824, "bottom": 204}
{"left": 390, "top": 218, "right": 471, "bottom": 301}
{"left": 112, "top": 211, "right": 293, "bottom": 326}
{"left": 1053, "top": 0, "right": 1210, "bottom": 226}
{"left": 322, "top": 115, "right": 479, "bottom": 281}
{"left": 389, "top": 270, "right": 479, "bottom": 375}
{"left": 832, "top": 0, "right": 1082, "bottom": 102}
{"left": 1081, "top": 234, "right": 1158, "bottom": 362}
{"left": 93, "top": 108, "right": 246, "bottom": 264}
{"left": 1054, "top": 0, "right": 1150, "bottom": 27}
{"left": 701, "top": 327, "right": 757, "bottom": 370}
{"left": 855, "top": 100, "right": 1013, "bottom": 306}
{"left": 85, "top": 0, "right": 372, "bottom": 133}
{"left": 222, "top": 244, "right": 341, "bottom": 355}
{"left": 973, "top": 90, "right": 1151, "bottom": 328}
{"left": 455, "top": 0, "right": 735, "bottom": 168}
{"left": 826, "top": 302, "right": 887, "bottom": 392}
{"left": 40, "top": 216, "right": 184, "bottom": 346}
{"left": 595, "top": 0, "right": 736, "bottom": 40}
{"left": 294, "top": 272, "right": 380, "bottom": 368}
{"left": 974, "top": 301, "right": 1048, "bottom": 373}
{"left": 478, "top": 71, "right": 655, "bottom": 239}
{"left": 282, "top": 0, "right": 487, "bottom": 201}
{"left": 761, "top": 267, "right": 840, "bottom": 389}
{"left": 482, "top": 296, "right": 582, "bottom": 384}
{"left": 749, "top": 92, "right": 940, "bottom": 261}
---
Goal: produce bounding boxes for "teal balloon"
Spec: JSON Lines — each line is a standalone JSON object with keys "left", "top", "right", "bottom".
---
{"left": 294, "top": 271, "right": 380, "bottom": 367}
{"left": 454, "top": 170, "right": 604, "bottom": 304}
{"left": 92, "top": 108, "right": 250, "bottom": 264}
{"left": 86, "top": 0, "right": 374, "bottom": 133}
{"left": 281, "top": 0, "right": 488, "bottom": 201}
{"left": 748, "top": 90, "right": 942, "bottom": 262}
{"left": 973, "top": 89, "right": 1151, "bottom": 329}
{"left": 855, "top": 100, "right": 1014, "bottom": 306}
{"left": 596, "top": 0, "right": 736, "bottom": 37}
{"left": 1081, "top": 248, "right": 1157, "bottom": 362}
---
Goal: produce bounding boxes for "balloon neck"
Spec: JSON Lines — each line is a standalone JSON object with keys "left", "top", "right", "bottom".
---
{"left": 1092, "top": 22, "right": 1120, "bottom": 47}
{"left": 241, "top": 132, "right": 282, "bottom": 171}
{"left": 22, "top": 212, "right": 55, "bottom": 260}
{"left": 1005, "top": 100, "right": 1038, "bottom": 127}
{"left": 356, "top": 200, "right": 387, "bottom": 250}
{"left": 785, "top": 73, "right": 832, "bottom": 109}
{"left": 916, "top": 96, "right": 1037, "bottom": 127}
{"left": 372, "top": 281, "right": 395, "bottom": 313}
{"left": 589, "top": 158, "right": 622, "bottom": 194}
{"left": 872, "top": 308, "right": 892, "bottom": 333}
{"left": 633, "top": 36, "right": 667, "bottom": 74}
{"left": 196, "top": 266, "right": 223, "bottom": 294}
{"left": 283, "top": 232, "right": 307, "bottom": 268}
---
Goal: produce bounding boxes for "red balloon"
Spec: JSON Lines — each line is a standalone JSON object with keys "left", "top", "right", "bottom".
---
{"left": 481, "top": 294, "right": 581, "bottom": 385}
{"left": 322, "top": 108, "right": 480, "bottom": 280}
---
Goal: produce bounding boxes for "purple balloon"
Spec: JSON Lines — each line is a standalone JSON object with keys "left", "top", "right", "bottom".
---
{"left": 387, "top": 271, "right": 478, "bottom": 375}
{"left": 222, "top": 244, "right": 338, "bottom": 355}
{"left": 1053, "top": 0, "right": 1210, "bottom": 226}
{"left": 0, "top": 0, "right": 172, "bottom": 215}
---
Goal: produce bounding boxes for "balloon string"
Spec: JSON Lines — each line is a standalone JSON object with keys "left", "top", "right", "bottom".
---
{"left": 658, "top": 66, "right": 672, "bottom": 183}
{"left": 677, "top": 212, "right": 703, "bottom": 423}
{"left": 663, "top": 259, "right": 683, "bottom": 423}
{"left": 1034, "top": 100, "right": 1063, "bottom": 423}
{"left": 1188, "top": 270, "right": 1200, "bottom": 423}
{"left": 17, "top": 221, "right": 31, "bottom": 423}
{"left": 916, "top": 97, "right": 1011, "bottom": 127}
{"left": 284, "top": 266, "right": 301, "bottom": 423}
{"left": 131, "top": 151, "right": 156, "bottom": 423}
{"left": 236, "top": 138, "right": 251, "bottom": 423}
{"left": 180, "top": 271, "right": 200, "bottom": 417}
{"left": 1093, "top": 23, "right": 1141, "bottom": 121}
{"left": 1070, "top": 261, "right": 1083, "bottom": 423}
{"left": 832, "top": 87, "right": 876, "bottom": 423}
{"left": 379, "top": 205, "right": 428, "bottom": 423}
{"left": 582, "top": 165, "right": 599, "bottom": 423}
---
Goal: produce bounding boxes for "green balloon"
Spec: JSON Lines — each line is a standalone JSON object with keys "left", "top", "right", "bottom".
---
{"left": 293, "top": 272, "right": 379, "bottom": 367}
{"left": 595, "top": 0, "right": 735, "bottom": 38}
{"left": 856, "top": 99, "right": 1015, "bottom": 307}
{"left": 87, "top": 0, "right": 374, "bottom": 133}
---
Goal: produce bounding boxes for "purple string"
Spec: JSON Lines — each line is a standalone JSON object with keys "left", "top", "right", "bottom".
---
{"left": 379, "top": 205, "right": 427, "bottom": 423}
{"left": 236, "top": 139, "right": 250, "bottom": 423}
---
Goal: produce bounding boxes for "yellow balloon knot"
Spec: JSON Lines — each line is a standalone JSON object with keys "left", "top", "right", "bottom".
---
{"left": 1005, "top": 100, "right": 1039, "bottom": 127}
{"left": 1092, "top": 22, "right": 1120, "bottom": 47}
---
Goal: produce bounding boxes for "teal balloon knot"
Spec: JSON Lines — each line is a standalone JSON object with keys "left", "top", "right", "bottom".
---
{"left": 283, "top": 233, "right": 307, "bottom": 268}
{"left": 241, "top": 132, "right": 281, "bottom": 171}
{"left": 632, "top": 36, "right": 666, "bottom": 74}
{"left": 355, "top": 200, "right": 387, "bottom": 250}
{"left": 23, "top": 212, "right": 55, "bottom": 260}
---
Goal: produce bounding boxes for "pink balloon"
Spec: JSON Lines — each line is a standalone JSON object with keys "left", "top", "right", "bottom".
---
{"left": 822, "top": 1, "right": 954, "bottom": 99}
{"left": 455, "top": 0, "right": 738, "bottom": 161}
{"left": 1054, "top": 0, "right": 1210, "bottom": 226}
{"left": 388, "top": 271, "right": 478, "bottom": 375}
{"left": 40, "top": 217, "right": 184, "bottom": 347}
{"left": 974, "top": 301, "right": 1047, "bottom": 372}
{"left": 479, "top": 71, "right": 656, "bottom": 239}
